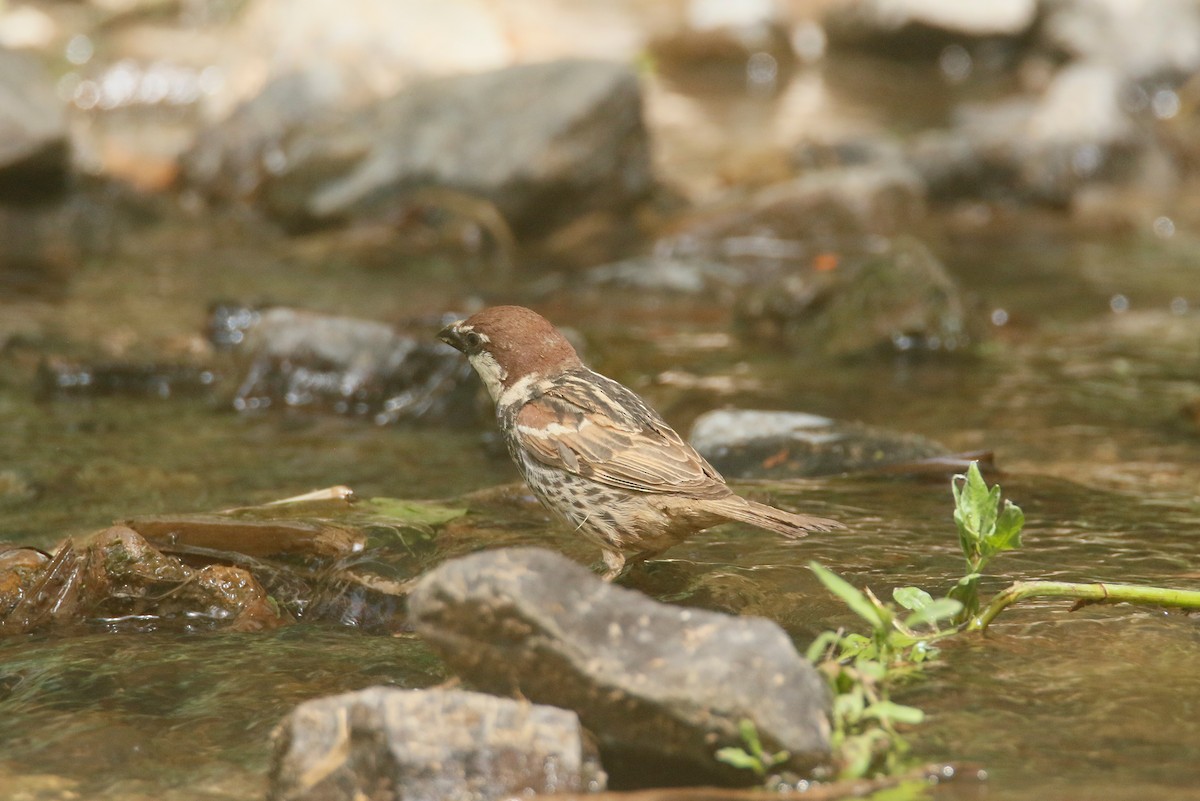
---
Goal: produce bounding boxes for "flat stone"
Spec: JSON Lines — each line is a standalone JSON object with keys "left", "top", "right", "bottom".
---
{"left": 688, "top": 409, "right": 952, "bottom": 478}
{"left": 269, "top": 687, "right": 605, "bottom": 801}
{"left": 407, "top": 547, "right": 831, "bottom": 786}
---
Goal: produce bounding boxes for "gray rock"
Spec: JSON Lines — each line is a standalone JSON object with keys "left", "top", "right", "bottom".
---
{"left": 269, "top": 687, "right": 605, "bottom": 801}
{"left": 689, "top": 409, "right": 952, "bottom": 479}
{"left": 908, "top": 63, "right": 1144, "bottom": 204}
{"left": 0, "top": 46, "right": 66, "bottom": 195}
{"left": 659, "top": 160, "right": 925, "bottom": 267}
{"left": 1041, "top": 0, "right": 1200, "bottom": 82}
{"left": 189, "top": 59, "right": 652, "bottom": 235}
{"left": 209, "top": 306, "right": 476, "bottom": 424}
{"left": 407, "top": 547, "right": 831, "bottom": 786}
{"left": 736, "top": 235, "right": 976, "bottom": 357}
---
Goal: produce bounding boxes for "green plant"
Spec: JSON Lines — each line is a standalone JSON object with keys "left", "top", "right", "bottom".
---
{"left": 803, "top": 461, "right": 1016, "bottom": 780}
{"left": 806, "top": 563, "right": 960, "bottom": 779}
{"left": 947, "top": 462, "right": 1024, "bottom": 622}
{"left": 797, "top": 458, "right": 1200, "bottom": 782}
{"left": 715, "top": 719, "right": 790, "bottom": 777}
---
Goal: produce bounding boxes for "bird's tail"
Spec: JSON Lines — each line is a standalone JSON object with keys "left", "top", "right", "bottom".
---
{"left": 713, "top": 496, "right": 844, "bottom": 539}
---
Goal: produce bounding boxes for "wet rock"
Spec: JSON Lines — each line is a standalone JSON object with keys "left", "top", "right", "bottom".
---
{"left": 662, "top": 162, "right": 925, "bottom": 262}
{"left": 209, "top": 305, "right": 477, "bottom": 424}
{"left": 825, "top": 0, "right": 1036, "bottom": 54}
{"left": 0, "top": 46, "right": 67, "bottom": 200}
{"left": 190, "top": 59, "right": 652, "bottom": 237}
{"left": 649, "top": 2, "right": 796, "bottom": 92}
{"left": 407, "top": 547, "right": 831, "bottom": 787}
{"left": 688, "top": 409, "right": 953, "bottom": 479}
{"left": 909, "top": 63, "right": 1144, "bottom": 204}
{"left": 736, "top": 235, "right": 976, "bottom": 357}
{"left": 269, "top": 687, "right": 605, "bottom": 801}
{"left": 0, "top": 527, "right": 290, "bottom": 635}
{"left": 1040, "top": 0, "right": 1200, "bottom": 82}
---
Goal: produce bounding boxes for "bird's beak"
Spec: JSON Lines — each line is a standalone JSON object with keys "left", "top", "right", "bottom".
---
{"left": 437, "top": 321, "right": 466, "bottom": 352}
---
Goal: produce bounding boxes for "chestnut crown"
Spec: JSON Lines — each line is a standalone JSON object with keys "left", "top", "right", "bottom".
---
{"left": 438, "top": 306, "right": 582, "bottom": 388}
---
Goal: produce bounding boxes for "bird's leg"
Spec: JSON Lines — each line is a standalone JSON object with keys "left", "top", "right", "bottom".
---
{"left": 599, "top": 549, "right": 627, "bottom": 582}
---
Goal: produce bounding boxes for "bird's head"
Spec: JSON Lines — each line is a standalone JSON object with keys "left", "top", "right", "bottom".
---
{"left": 438, "top": 305, "right": 581, "bottom": 403}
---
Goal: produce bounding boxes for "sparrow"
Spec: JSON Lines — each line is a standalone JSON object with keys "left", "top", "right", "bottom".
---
{"left": 438, "top": 305, "right": 843, "bottom": 579}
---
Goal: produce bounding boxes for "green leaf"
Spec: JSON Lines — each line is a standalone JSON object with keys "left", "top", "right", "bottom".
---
{"left": 902, "top": 597, "right": 963, "bottom": 629}
{"left": 892, "top": 586, "right": 934, "bottom": 612}
{"left": 360, "top": 498, "right": 468, "bottom": 527}
{"left": 864, "top": 700, "right": 925, "bottom": 725}
{"left": 983, "top": 499, "right": 1025, "bottom": 558}
{"left": 838, "top": 632, "right": 874, "bottom": 660}
{"left": 714, "top": 747, "right": 763, "bottom": 775}
{"left": 838, "top": 734, "right": 876, "bottom": 779}
{"left": 952, "top": 462, "right": 998, "bottom": 560}
{"left": 810, "top": 562, "right": 888, "bottom": 630}
{"left": 833, "top": 689, "right": 866, "bottom": 723}
{"left": 738, "top": 718, "right": 763, "bottom": 757}
{"left": 854, "top": 658, "right": 887, "bottom": 681}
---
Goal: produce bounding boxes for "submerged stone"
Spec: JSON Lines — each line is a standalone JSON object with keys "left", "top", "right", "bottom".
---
{"left": 688, "top": 409, "right": 956, "bottom": 479}
{"left": 0, "top": 527, "right": 290, "bottom": 635}
{"left": 210, "top": 305, "right": 477, "bottom": 424}
{"left": 407, "top": 547, "right": 831, "bottom": 787}
{"left": 736, "top": 235, "right": 977, "bottom": 357}
{"left": 269, "top": 686, "right": 605, "bottom": 801}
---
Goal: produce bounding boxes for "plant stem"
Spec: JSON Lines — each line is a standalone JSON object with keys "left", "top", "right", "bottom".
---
{"left": 969, "top": 580, "right": 1200, "bottom": 632}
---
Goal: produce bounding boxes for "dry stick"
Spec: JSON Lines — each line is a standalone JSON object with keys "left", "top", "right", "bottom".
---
{"left": 968, "top": 580, "right": 1200, "bottom": 633}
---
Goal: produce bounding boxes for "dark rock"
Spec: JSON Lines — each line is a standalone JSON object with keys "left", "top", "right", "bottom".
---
{"left": 269, "top": 687, "right": 605, "bottom": 801}
{"left": 735, "top": 235, "right": 977, "bottom": 357}
{"left": 0, "top": 46, "right": 67, "bottom": 202}
{"left": 407, "top": 547, "right": 831, "bottom": 787}
{"left": 825, "top": 0, "right": 1036, "bottom": 56}
{"left": 188, "top": 59, "right": 652, "bottom": 236}
{"left": 661, "top": 162, "right": 925, "bottom": 264}
{"left": 209, "top": 305, "right": 477, "bottom": 424}
{"left": 649, "top": 7, "right": 796, "bottom": 93}
{"left": 688, "top": 409, "right": 952, "bottom": 479}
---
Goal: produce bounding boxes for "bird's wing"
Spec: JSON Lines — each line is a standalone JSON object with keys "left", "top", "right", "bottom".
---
{"left": 512, "top": 371, "right": 728, "bottom": 498}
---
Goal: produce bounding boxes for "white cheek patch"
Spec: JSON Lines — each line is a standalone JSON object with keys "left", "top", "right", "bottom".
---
{"left": 497, "top": 372, "right": 538, "bottom": 410}
{"left": 468, "top": 351, "right": 507, "bottom": 401}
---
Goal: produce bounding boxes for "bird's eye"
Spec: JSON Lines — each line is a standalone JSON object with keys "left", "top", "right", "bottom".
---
{"left": 464, "top": 331, "right": 483, "bottom": 349}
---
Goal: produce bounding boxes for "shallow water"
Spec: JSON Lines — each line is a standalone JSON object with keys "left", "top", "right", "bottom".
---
{"left": 3, "top": 90, "right": 1200, "bottom": 801}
